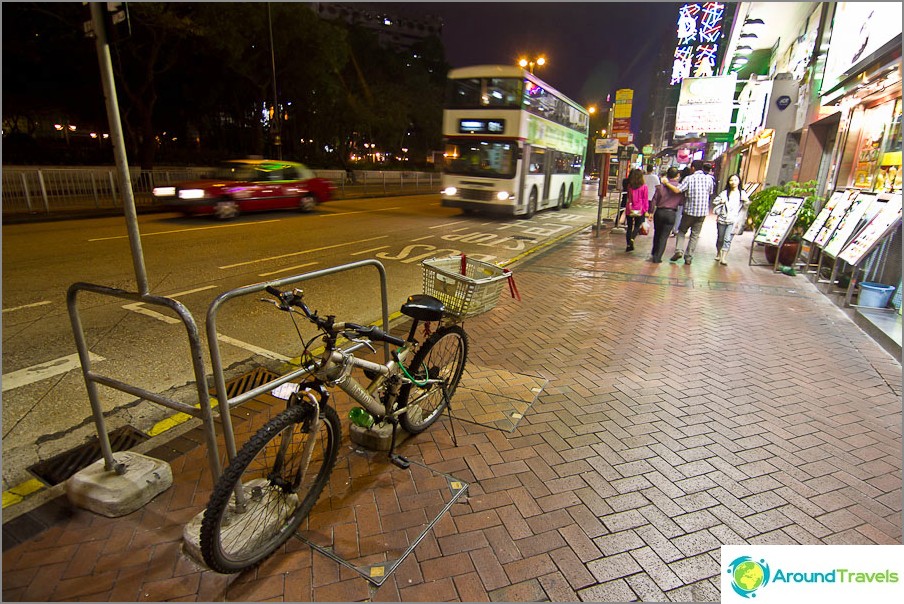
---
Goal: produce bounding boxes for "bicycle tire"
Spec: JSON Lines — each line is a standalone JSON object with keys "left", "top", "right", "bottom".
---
{"left": 398, "top": 324, "right": 468, "bottom": 434}
{"left": 199, "top": 402, "right": 340, "bottom": 573}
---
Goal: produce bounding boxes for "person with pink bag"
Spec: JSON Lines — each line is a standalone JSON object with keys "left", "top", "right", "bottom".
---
{"left": 623, "top": 168, "right": 651, "bottom": 252}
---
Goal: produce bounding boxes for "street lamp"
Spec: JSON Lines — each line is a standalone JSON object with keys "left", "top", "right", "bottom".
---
{"left": 518, "top": 55, "right": 546, "bottom": 74}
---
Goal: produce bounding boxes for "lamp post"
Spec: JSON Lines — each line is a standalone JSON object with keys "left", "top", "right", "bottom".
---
{"left": 518, "top": 56, "right": 546, "bottom": 74}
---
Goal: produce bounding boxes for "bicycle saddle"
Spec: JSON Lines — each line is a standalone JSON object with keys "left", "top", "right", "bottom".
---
{"left": 401, "top": 294, "right": 445, "bottom": 321}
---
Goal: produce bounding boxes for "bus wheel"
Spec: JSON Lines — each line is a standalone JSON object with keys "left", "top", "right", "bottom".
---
{"left": 522, "top": 188, "right": 538, "bottom": 219}
{"left": 554, "top": 186, "right": 565, "bottom": 211}
{"left": 565, "top": 185, "right": 574, "bottom": 208}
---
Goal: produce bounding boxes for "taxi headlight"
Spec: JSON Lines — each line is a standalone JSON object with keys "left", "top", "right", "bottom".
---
{"left": 152, "top": 186, "right": 176, "bottom": 197}
{"left": 178, "top": 189, "right": 206, "bottom": 200}
{"left": 496, "top": 191, "right": 511, "bottom": 201}
{"left": 442, "top": 186, "right": 458, "bottom": 196}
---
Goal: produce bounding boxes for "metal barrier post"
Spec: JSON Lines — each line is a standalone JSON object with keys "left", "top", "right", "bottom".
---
{"left": 68, "top": 283, "right": 223, "bottom": 480}
{"left": 206, "top": 259, "right": 392, "bottom": 468}
{"left": 37, "top": 170, "right": 50, "bottom": 213}
{"left": 20, "top": 173, "right": 33, "bottom": 212}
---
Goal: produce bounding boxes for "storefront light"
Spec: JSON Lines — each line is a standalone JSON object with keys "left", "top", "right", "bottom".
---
{"left": 735, "top": 45, "right": 754, "bottom": 55}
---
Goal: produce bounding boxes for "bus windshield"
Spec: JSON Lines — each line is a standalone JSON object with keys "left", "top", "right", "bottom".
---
{"left": 446, "top": 77, "right": 522, "bottom": 109}
{"left": 443, "top": 139, "right": 518, "bottom": 178}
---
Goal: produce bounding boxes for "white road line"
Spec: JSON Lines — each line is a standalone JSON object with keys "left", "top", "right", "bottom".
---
{"left": 3, "top": 301, "right": 52, "bottom": 313}
{"left": 318, "top": 206, "right": 401, "bottom": 218}
{"left": 351, "top": 246, "right": 390, "bottom": 256}
{"left": 216, "top": 335, "right": 291, "bottom": 362}
{"left": 2, "top": 352, "right": 105, "bottom": 392}
{"left": 121, "top": 285, "right": 218, "bottom": 324}
{"left": 411, "top": 235, "right": 433, "bottom": 242}
{"left": 258, "top": 262, "right": 318, "bottom": 277}
{"left": 218, "top": 236, "right": 388, "bottom": 270}
{"left": 429, "top": 220, "right": 468, "bottom": 229}
{"left": 88, "top": 219, "right": 282, "bottom": 242}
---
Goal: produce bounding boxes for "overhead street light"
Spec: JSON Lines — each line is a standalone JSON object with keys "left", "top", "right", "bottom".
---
{"left": 518, "top": 55, "right": 546, "bottom": 74}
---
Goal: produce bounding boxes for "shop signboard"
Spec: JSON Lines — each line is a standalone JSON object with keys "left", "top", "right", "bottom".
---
{"left": 675, "top": 74, "right": 737, "bottom": 134}
{"left": 838, "top": 193, "right": 902, "bottom": 265}
{"left": 671, "top": 2, "right": 727, "bottom": 85}
{"left": 823, "top": 192, "right": 879, "bottom": 258}
{"left": 753, "top": 196, "right": 804, "bottom": 245}
{"left": 595, "top": 138, "right": 619, "bottom": 154}
{"left": 823, "top": 3, "right": 903, "bottom": 92}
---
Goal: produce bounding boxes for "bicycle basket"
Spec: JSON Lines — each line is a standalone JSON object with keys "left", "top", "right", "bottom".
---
{"left": 421, "top": 255, "right": 513, "bottom": 319}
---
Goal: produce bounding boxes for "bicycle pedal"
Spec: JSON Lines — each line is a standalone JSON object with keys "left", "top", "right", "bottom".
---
{"left": 389, "top": 454, "right": 410, "bottom": 469}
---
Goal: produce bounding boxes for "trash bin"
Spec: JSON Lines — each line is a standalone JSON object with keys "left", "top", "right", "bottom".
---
{"left": 858, "top": 282, "right": 895, "bottom": 308}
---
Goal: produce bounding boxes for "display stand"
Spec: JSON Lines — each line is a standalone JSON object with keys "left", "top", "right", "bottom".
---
{"left": 801, "top": 189, "right": 859, "bottom": 274}
{"left": 748, "top": 196, "right": 804, "bottom": 271}
{"left": 839, "top": 194, "right": 902, "bottom": 306}
{"left": 816, "top": 191, "right": 880, "bottom": 291}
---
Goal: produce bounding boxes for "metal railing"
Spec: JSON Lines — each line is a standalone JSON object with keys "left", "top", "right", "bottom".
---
{"left": 1, "top": 166, "right": 440, "bottom": 216}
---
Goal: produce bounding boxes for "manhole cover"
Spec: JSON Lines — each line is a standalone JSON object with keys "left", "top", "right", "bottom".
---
{"left": 27, "top": 425, "right": 149, "bottom": 486}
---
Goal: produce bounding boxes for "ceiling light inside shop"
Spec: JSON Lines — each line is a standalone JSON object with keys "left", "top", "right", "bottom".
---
{"left": 736, "top": 45, "right": 754, "bottom": 55}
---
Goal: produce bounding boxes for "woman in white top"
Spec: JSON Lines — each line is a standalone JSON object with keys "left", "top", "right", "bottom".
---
{"left": 712, "top": 174, "right": 749, "bottom": 265}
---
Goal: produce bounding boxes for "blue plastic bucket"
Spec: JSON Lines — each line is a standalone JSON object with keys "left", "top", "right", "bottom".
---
{"left": 858, "top": 282, "right": 895, "bottom": 308}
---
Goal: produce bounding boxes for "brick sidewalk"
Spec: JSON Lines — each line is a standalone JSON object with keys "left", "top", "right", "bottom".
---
{"left": 2, "top": 221, "right": 901, "bottom": 602}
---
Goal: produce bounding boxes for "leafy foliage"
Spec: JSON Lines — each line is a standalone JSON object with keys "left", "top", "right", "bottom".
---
{"left": 746, "top": 180, "right": 821, "bottom": 241}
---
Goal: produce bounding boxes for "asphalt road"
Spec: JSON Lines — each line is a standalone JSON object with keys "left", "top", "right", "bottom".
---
{"left": 1, "top": 188, "right": 605, "bottom": 491}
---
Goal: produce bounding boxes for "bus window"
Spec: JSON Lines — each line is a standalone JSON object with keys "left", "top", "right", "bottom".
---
{"left": 446, "top": 77, "right": 522, "bottom": 109}
{"left": 444, "top": 140, "right": 517, "bottom": 178}
{"left": 528, "top": 147, "right": 546, "bottom": 174}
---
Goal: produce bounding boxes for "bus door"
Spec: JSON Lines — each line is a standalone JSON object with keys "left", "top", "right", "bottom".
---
{"left": 541, "top": 149, "right": 554, "bottom": 203}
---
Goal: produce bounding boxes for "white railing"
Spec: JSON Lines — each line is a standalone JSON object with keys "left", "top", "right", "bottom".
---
{"left": 1, "top": 166, "right": 440, "bottom": 216}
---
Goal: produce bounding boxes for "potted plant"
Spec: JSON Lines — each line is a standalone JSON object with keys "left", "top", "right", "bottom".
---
{"left": 746, "top": 180, "right": 819, "bottom": 265}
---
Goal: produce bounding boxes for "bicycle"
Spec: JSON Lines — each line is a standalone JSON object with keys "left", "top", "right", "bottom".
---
{"left": 199, "top": 285, "right": 468, "bottom": 574}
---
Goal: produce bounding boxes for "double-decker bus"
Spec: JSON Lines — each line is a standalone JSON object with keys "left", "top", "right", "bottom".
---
{"left": 440, "top": 65, "right": 589, "bottom": 218}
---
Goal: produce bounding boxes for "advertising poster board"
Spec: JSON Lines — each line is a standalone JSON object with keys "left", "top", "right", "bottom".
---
{"left": 675, "top": 75, "right": 737, "bottom": 134}
{"left": 838, "top": 194, "right": 902, "bottom": 265}
{"left": 803, "top": 189, "right": 854, "bottom": 242}
{"left": 823, "top": 192, "right": 879, "bottom": 258}
{"left": 753, "top": 196, "right": 804, "bottom": 245}
{"left": 813, "top": 190, "right": 860, "bottom": 247}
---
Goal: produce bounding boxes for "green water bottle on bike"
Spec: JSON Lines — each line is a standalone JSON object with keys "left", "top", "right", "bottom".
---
{"left": 349, "top": 406, "right": 375, "bottom": 428}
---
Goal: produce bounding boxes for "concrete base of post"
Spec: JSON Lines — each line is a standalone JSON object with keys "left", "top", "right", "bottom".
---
{"left": 349, "top": 421, "right": 410, "bottom": 451}
{"left": 66, "top": 451, "right": 172, "bottom": 517}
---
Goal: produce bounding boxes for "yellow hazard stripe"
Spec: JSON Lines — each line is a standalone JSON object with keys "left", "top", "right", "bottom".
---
{"left": 2, "top": 478, "right": 46, "bottom": 509}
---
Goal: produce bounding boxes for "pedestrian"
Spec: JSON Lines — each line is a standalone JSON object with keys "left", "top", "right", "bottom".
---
{"left": 711, "top": 173, "right": 750, "bottom": 265}
{"left": 643, "top": 165, "right": 660, "bottom": 205}
{"left": 618, "top": 174, "right": 630, "bottom": 227}
{"left": 648, "top": 166, "right": 684, "bottom": 263}
{"left": 623, "top": 168, "right": 650, "bottom": 252}
{"left": 662, "top": 159, "right": 714, "bottom": 265}
{"left": 671, "top": 166, "right": 692, "bottom": 236}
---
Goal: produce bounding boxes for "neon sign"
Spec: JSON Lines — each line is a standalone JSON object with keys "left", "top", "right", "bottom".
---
{"left": 671, "top": 2, "right": 725, "bottom": 85}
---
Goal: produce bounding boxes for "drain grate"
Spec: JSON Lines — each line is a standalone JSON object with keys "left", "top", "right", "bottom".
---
{"left": 212, "top": 366, "right": 280, "bottom": 399}
{"left": 27, "top": 425, "right": 150, "bottom": 486}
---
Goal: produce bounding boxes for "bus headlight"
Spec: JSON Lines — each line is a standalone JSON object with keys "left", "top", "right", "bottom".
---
{"left": 442, "top": 186, "right": 458, "bottom": 196}
{"left": 496, "top": 191, "right": 512, "bottom": 201}
{"left": 178, "top": 189, "right": 206, "bottom": 200}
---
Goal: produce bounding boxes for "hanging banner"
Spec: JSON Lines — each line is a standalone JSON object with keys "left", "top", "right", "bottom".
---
{"left": 674, "top": 74, "right": 737, "bottom": 134}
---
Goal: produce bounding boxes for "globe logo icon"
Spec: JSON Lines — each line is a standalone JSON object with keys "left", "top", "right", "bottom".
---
{"left": 727, "top": 556, "right": 770, "bottom": 598}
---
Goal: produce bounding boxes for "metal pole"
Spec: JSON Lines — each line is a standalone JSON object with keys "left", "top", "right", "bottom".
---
{"left": 268, "top": 3, "right": 281, "bottom": 159}
{"left": 90, "top": 3, "right": 149, "bottom": 295}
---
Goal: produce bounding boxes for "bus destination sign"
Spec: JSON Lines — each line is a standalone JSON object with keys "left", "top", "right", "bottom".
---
{"left": 459, "top": 119, "right": 505, "bottom": 134}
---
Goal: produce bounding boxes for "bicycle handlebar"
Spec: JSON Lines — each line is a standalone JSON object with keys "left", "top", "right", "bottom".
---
{"left": 265, "top": 285, "right": 406, "bottom": 347}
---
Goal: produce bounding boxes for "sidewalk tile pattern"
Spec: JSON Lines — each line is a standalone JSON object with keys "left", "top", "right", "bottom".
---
{"left": 2, "top": 225, "right": 901, "bottom": 602}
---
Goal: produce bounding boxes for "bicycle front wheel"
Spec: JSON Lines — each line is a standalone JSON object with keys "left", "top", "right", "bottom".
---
{"left": 399, "top": 324, "right": 468, "bottom": 434}
{"left": 200, "top": 403, "right": 340, "bottom": 573}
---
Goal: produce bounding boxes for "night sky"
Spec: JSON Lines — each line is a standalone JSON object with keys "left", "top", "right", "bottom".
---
{"left": 383, "top": 2, "right": 682, "bottom": 129}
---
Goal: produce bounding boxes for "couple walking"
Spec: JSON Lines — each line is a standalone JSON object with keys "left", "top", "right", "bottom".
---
{"left": 646, "top": 160, "right": 748, "bottom": 265}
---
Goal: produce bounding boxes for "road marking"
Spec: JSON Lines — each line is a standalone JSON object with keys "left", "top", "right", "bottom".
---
{"left": 2, "top": 352, "right": 105, "bottom": 392}
{"left": 430, "top": 220, "right": 468, "bottom": 229}
{"left": 351, "top": 246, "right": 390, "bottom": 256}
{"left": 216, "top": 334, "right": 291, "bottom": 362}
{"left": 411, "top": 235, "right": 433, "bottom": 242}
{"left": 258, "top": 262, "right": 318, "bottom": 277}
{"left": 121, "top": 285, "right": 218, "bottom": 324}
{"left": 219, "top": 236, "right": 388, "bottom": 270}
{"left": 3, "top": 301, "right": 52, "bottom": 313}
{"left": 88, "top": 219, "right": 282, "bottom": 242}
{"left": 318, "top": 206, "right": 401, "bottom": 218}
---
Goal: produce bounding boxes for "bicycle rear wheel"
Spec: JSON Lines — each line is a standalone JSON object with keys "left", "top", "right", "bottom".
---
{"left": 399, "top": 324, "right": 468, "bottom": 434}
{"left": 200, "top": 402, "right": 340, "bottom": 573}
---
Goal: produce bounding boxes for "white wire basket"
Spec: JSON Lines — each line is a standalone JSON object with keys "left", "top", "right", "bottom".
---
{"left": 421, "top": 256, "right": 513, "bottom": 319}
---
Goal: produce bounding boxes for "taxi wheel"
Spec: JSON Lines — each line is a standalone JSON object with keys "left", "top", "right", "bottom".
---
{"left": 214, "top": 201, "right": 240, "bottom": 220}
{"left": 298, "top": 194, "right": 317, "bottom": 213}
